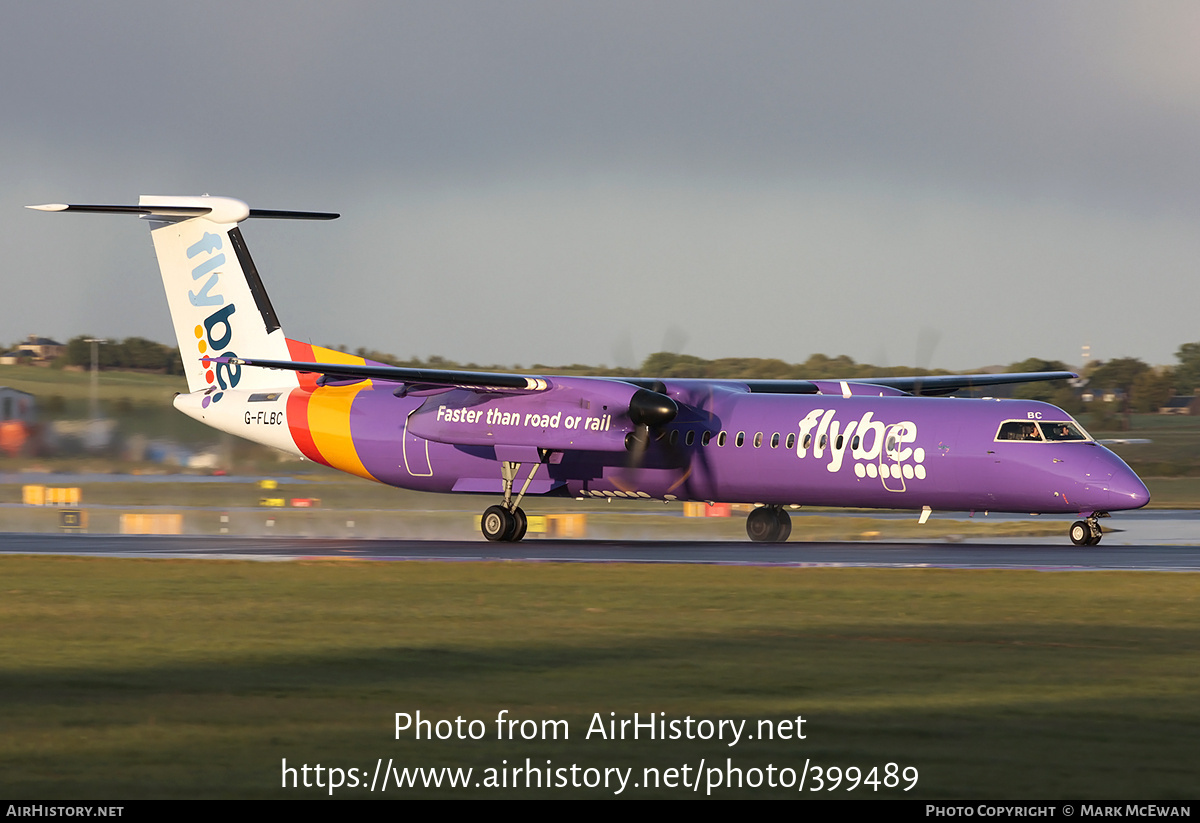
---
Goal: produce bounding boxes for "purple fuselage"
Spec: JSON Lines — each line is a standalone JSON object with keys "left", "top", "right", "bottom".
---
{"left": 331, "top": 377, "right": 1148, "bottom": 517}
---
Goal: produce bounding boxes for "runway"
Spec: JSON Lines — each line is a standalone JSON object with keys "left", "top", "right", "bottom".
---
{"left": 3, "top": 532, "right": 1200, "bottom": 571}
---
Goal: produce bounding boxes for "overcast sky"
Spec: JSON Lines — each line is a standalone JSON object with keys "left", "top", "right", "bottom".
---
{"left": 4, "top": 2, "right": 1199, "bottom": 371}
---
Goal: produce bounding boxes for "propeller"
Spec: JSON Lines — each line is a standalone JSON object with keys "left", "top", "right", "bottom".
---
{"left": 623, "top": 387, "right": 678, "bottom": 471}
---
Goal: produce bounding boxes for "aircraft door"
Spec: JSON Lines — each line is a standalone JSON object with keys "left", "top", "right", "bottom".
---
{"left": 403, "top": 409, "right": 433, "bottom": 476}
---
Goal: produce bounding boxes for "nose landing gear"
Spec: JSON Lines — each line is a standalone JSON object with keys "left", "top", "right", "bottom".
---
{"left": 1069, "top": 513, "right": 1107, "bottom": 546}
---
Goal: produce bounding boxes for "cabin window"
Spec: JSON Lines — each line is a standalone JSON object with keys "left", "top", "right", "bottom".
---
{"left": 669, "top": 430, "right": 679, "bottom": 447}
{"left": 819, "top": 434, "right": 827, "bottom": 449}
{"left": 685, "top": 430, "right": 695, "bottom": 446}
{"left": 835, "top": 435, "right": 844, "bottom": 450}
{"left": 717, "top": 431, "right": 727, "bottom": 447}
{"left": 736, "top": 431, "right": 746, "bottom": 447}
{"left": 786, "top": 433, "right": 796, "bottom": 450}
{"left": 771, "top": 433, "right": 780, "bottom": 448}
{"left": 702, "top": 431, "right": 712, "bottom": 446}
{"left": 753, "top": 432, "right": 763, "bottom": 448}
{"left": 802, "top": 434, "right": 812, "bottom": 449}
{"left": 851, "top": 435, "right": 860, "bottom": 450}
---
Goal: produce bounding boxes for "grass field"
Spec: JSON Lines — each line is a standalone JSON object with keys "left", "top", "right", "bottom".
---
{"left": 1, "top": 557, "right": 1197, "bottom": 799}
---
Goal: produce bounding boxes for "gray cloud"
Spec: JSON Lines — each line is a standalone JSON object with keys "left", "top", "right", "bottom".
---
{"left": 5, "top": 1, "right": 1199, "bottom": 369}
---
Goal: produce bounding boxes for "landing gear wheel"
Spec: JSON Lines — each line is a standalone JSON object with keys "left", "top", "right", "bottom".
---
{"left": 746, "top": 507, "right": 778, "bottom": 542}
{"left": 1087, "top": 523, "right": 1103, "bottom": 546}
{"left": 510, "top": 507, "right": 528, "bottom": 542}
{"left": 747, "top": 506, "right": 789, "bottom": 542}
{"left": 774, "top": 508, "right": 792, "bottom": 542}
{"left": 1069, "top": 520, "right": 1091, "bottom": 546}
{"left": 482, "top": 505, "right": 516, "bottom": 542}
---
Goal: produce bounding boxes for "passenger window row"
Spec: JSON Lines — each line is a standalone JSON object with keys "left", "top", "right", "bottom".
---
{"left": 665, "top": 429, "right": 797, "bottom": 449}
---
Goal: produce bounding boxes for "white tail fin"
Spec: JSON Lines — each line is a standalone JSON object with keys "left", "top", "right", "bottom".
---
{"left": 29, "top": 195, "right": 338, "bottom": 400}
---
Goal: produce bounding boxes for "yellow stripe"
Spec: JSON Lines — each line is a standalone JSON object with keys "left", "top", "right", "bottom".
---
{"left": 309, "top": 344, "right": 368, "bottom": 366}
{"left": 307, "top": 381, "right": 376, "bottom": 481}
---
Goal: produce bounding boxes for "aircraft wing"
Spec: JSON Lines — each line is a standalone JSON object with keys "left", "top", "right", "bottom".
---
{"left": 218, "top": 356, "right": 550, "bottom": 393}
{"left": 221, "top": 357, "right": 1075, "bottom": 398}
{"left": 627, "top": 371, "right": 1076, "bottom": 396}
{"left": 845, "top": 371, "right": 1078, "bottom": 397}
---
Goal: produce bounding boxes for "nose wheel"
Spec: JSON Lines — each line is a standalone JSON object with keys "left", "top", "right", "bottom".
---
{"left": 746, "top": 506, "right": 792, "bottom": 543}
{"left": 1069, "top": 517, "right": 1104, "bottom": 546}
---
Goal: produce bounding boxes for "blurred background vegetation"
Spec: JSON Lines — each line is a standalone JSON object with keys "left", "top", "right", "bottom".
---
{"left": 3, "top": 335, "right": 1200, "bottom": 480}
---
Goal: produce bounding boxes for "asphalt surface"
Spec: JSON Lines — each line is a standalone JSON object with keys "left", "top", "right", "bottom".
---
{"left": 3, "top": 532, "right": 1200, "bottom": 571}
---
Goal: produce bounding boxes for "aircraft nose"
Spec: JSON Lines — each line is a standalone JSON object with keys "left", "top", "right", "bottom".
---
{"left": 1102, "top": 457, "right": 1150, "bottom": 510}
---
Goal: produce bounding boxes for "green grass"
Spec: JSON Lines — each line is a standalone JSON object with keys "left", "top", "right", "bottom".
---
{"left": 0, "top": 557, "right": 1196, "bottom": 798}
{"left": 0, "top": 363, "right": 186, "bottom": 403}
{"left": 1091, "top": 414, "right": 1200, "bottom": 478}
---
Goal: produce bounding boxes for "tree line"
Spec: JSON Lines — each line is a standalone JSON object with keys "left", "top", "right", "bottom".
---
{"left": 51, "top": 336, "right": 185, "bottom": 375}
{"left": 344, "top": 342, "right": 1200, "bottom": 415}
{"left": 31, "top": 335, "right": 1200, "bottom": 415}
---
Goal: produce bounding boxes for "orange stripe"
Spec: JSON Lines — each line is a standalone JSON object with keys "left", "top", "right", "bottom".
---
{"left": 306, "top": 382, "right": 376, "bottom": 481}
{"left": 284, "top": 339, "right": 375, "bottom": 476}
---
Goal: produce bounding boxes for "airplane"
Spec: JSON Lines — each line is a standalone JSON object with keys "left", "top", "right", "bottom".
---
{"left": 29, "top": 195, "right": 1150, "bottom": 546}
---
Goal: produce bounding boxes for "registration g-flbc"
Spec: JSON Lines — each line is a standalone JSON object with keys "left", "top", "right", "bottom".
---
{"left": 245, "top": 410, "right": 284, "bottom": 425}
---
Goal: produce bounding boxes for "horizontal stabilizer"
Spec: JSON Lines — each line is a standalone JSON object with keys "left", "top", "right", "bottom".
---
{"left": 28, "top": 199, "right": 338, "bottom": 222}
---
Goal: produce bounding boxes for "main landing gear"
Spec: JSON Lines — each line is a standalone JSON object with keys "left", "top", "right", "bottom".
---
{"left": 480, "top": 460, "right": 540, "bottom": 542}
{"left": 746, "top": 505, "right": 792, "bottom": 543}
{"left": 1069, "top": 513, "right": 1108, "bottom": 546}
{"left": 482, "top": 504, "right": 527, "bottom": 542}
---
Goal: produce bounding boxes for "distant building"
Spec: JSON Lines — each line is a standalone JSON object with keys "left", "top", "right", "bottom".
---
{"left": 1159, "top": 396, "right": 1194, "bottom": 415}
{"left": 0, "top": 387, "right": 36, "bottom": 456}
{"left": 1080, "top": 387, "right": 1126, "bottom": 405}
{"left": 0, "top": 387, "right": 35, "bottom": 423}
{"left": 19, "top": 335, "right": 66, "bottom": 361}
{"left": 6, "top": 335, "right": 66, "bottom": 366}
{"left": 0, "top": 350, "right": 31, "bottom": 366}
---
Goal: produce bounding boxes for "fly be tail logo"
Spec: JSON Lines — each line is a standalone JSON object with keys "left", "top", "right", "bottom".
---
{"left": 796, "top": 409, "right": 927, "bottom": 490}
{"left": 187, "top": 231, "right": 241, "bottom": 407}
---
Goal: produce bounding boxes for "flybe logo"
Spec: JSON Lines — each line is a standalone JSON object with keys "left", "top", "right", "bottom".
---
{"left": 186, "top": 231, "right": 241, "bottom": 408}
{"left": 796, "top": 409, "right": 927, "bottom": 488}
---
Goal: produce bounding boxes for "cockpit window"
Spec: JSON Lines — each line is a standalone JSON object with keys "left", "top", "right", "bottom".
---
{"left": 995, "top": 419, "right": 1091, "bottom": 443}
{"left": 1040, "top": 421, "right": 1089, "bottom": 441}
{"left": 997, "top": 421, "right": 1043, "bottom": 442}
